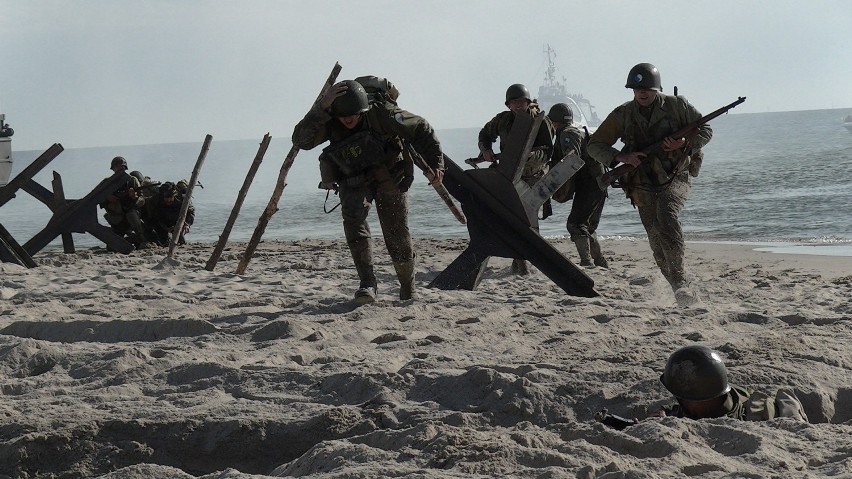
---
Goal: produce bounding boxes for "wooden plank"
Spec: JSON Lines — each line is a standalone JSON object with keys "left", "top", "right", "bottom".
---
{"left": 52, "top": 172, "right": 75, "bottom": 253}
{"left": 0, "top": 222, "right": 37, "bottom": 267}
{"left": 0, "top": 143, "right": 63, "bottom": 207}
{"left": 23, "top": 171, "right": 131, "bottom": 256}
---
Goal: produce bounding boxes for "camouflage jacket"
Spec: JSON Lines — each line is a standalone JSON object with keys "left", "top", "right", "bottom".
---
{"left": 478, "top": 104, "right": 555, "bottom": 179}
{"left": 292, "top": 101, "right": 444, "bottom": 183}
{"left": 663, "top": 384, "right": 809, "bottom": 422}
{"left": 588, "top": 93, "right": 711, "bottom": 201}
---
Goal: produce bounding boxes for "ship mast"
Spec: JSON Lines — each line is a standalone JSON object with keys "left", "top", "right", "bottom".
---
{"left": 543, "top": 44, "right": 558, "bottom": 88}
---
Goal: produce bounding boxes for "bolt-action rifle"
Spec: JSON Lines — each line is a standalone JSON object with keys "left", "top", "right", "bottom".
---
{"left": 404, "top": 143, "right": 467, "bottom": 225}
{"left": 597, "top": 96, "right": 746, "bottom": 191}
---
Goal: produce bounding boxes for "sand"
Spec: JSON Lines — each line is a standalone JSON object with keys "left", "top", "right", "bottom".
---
{"left": 1, "top": 237, "right": 851, "bottom": 478}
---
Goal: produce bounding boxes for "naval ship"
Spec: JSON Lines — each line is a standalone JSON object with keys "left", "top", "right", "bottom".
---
{"left": 536, "top": 44, "right": 601, "bottom": 128}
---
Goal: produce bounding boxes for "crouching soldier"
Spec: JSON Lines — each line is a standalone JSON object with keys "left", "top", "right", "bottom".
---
{"left": 292, "top": 79, "right": 445, "bottom": 304}
{"left": 100, "top": 156, "right": 150, "bottom": 250}
{"left": 145, "top": 181, "right": 194, "bottom": 247}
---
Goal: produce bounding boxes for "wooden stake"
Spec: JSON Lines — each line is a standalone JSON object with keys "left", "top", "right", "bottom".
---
{"left": 51, "top": 172, "right": 75, "bottom": 253}
{"left": 204, "top": 133, "right": 271, "bottom": 271}
{"left": 166, "top": 134, "right": 212, "bottom": 260}
{"left": 236, "top": 62, "right": 342, "bottom": 275}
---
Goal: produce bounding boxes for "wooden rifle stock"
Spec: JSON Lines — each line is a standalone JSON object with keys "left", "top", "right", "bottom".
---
{"left": 404, "top": 144, "right": 466, "bottom": 225}
{"left": 598, "top": 96, "right": 746, "bottom": 191}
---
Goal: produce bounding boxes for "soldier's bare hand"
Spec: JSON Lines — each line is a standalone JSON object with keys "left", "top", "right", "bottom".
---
{"left": 662, "top": 136, "right": 687, "bottom": 152}
{"left": 615, "top": 151, "right": 645, "bottom": 168}
{"left": 482, "top": 150, "right": 496, "bottom": 163}
{"left": 430, "top": 169, "right": 444, "bottom": 186}
{"left": 320, "top": 82, "right": 349, "bottom": 110}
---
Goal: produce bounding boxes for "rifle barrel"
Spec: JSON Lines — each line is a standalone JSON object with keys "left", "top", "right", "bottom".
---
{"left": 598, "top": 96, "right": 746, "bottom": 190}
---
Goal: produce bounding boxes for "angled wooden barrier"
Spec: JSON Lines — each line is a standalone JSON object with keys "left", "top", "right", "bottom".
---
{"left": 429, "top": 111, "right": 598, "bottom": 298}
{"left": 0, "top": 144, "right": 134, "bottom": 267}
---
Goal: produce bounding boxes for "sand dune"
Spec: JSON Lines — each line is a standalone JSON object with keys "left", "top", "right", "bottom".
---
{"left": 1, "top": 238, "right": 851, "bottom": 478}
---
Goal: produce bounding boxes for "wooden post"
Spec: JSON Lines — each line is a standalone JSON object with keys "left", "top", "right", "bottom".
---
{"left": 205, "top": 133, "right": 271, "bottom": 271}
{"left": 236, "top": 62, "right": 342, "bottom": 275}
{"left": 0, "top": 143, "right": 63, "bottom": 208}
{"left": 0, "top": 222, "right": 37, "bottom": 267}
{"left": 51, "top": 172, "right": 75, "bottom": 253}
{"left": 165, "top": 134, "right": 211, "bottom": 260}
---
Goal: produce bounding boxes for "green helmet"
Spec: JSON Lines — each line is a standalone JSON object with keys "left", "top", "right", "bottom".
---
{"left": 505, "top": 83, "right": 531, "bottom": 105}
{"left": 625, "top": 63, "right": 662, "bottom": 91}
{"left": 547, "top": 103, "right": 573, "bottom": 124}
{"left": 110, "top": 156, "right": 128, "bottom": 169}
{"left": 330, "top": 80, "right": 370, "bottom": 117}
{"left": 660, "top": 345, "right": 731, "bottom": 401}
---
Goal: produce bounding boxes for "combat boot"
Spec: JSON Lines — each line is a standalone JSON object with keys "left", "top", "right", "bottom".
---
{"left": 574, "top": 236, "right": 593, "bottom": 267}
{"left": 349, "top": 238, "right": 378, "bottom": 305}
{"left": 589, "top": 235, "right": 609, "bottom": 269}
{"left": 393, "top": 259, "right": 417, "bottom": 300}
{"left": 511, "top": 259, "right": 530, "bottom": 275}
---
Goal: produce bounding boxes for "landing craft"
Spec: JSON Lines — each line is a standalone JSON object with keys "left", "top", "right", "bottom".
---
{"left": 536, "top": 44, "right": 601, "bottom": 130}
{"left": 0, "top": 111, "right": 13, "bottom": 187}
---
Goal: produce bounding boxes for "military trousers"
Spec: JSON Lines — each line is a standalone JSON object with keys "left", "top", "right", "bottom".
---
{"left": 636, "top": 173, "right": 690, "bottom": 287}
{"left": 567, "top": 174, "right": 606, "bottom": 239}
{"left": 339, "top": 177, "right": 413, "bottom": 265}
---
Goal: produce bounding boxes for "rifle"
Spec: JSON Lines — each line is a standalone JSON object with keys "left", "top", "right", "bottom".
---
{"left": 598, "top": 96, "right": 746, "bottom": 191}
{"left": 595, "top": 409, "right": 638, "bottom": 430}
{"left": 404, "top": 143, "right": 467, "bottom": 225}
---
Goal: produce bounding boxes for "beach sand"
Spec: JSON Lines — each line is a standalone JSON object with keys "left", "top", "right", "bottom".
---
{"left": 1, "top": 237, "right": 851, "bottom": 478}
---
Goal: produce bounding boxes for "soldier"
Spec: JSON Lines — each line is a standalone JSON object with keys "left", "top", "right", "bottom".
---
{"left": 145, "top": 181, "right": 194, "bottom": 247}
{"left": 587, "top": 63, "right": 711, "bottom": 305}
{"left": 656, "top": 345, "right": 809, "bottom": 421}
{"left": 99, "top": 156, "right": 150, "bottom": 250}
{"left": 548, "top": 103, "right": 608, "bottom": 268}
{"left": 292, "top": 79, "right": 445, "bottom": 304}
{"left": 478, "top": 83, "right": 555, "bottom": 275}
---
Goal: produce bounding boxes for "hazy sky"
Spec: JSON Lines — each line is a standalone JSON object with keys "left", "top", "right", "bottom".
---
{"left": 2, "top": 0, "right": 851, "bottom": 150}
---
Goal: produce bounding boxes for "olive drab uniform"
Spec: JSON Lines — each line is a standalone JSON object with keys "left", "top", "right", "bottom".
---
{"left": 478, "top": 102, "right": 554, "bottom": 275}
{"left": 101, "top": 172, "right": 150, "bottom": 248}
{"left": 478, "top": 103, "right": 555, "bottom": 184}
{"left": 663, "top": 384, "right": 809, "bottom": 422}
{"left": 588, "top": 93, "right": 711, "bottom": 291}
{"left": 292, "top": 90, "right": 444, "bottom": 302}
{"left": 551, "top": 124, "right": 608, "bottom": 268}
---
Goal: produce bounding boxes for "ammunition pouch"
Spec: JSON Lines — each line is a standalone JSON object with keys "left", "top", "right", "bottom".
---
{"left": 320, "top": 130, "right": 388, "bottom": 178}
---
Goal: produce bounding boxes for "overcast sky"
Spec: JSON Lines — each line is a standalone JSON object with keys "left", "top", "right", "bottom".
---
{"left": 2, "top": 0, "right": 851, "bottom": 150}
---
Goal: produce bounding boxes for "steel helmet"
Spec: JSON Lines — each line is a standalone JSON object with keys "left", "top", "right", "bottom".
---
{"left": 625, "top": 63, "right": 662, "bottom": 91}
{"left": 110, "top": 156, "right": 128, "bottom": 169}
{"left": 547, "top": 103, "right": 573, "bottom": 124}
{"left": 660, "top": 345, "right": 731, "bottom": 401}
{"left": 160, "top": 181, "right": 177, "bottom": 197}
{"left": 505, "top": 83, "right": 531, "bottom": 105}
{"left": 330, "top": 80, "right": 370, "bottom": 117}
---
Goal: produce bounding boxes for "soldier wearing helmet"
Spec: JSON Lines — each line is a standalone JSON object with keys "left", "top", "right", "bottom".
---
{"left": 655, "top": 345, "right": 808, "bottom": 421}
{"left": 548, "top": 103, "right": 608, "bottom": 269}
{"left": 292, "top": 78, "right": 446, "bottom": 304}
{"left": 144, "top": 181, "right": 194, "bottom": 247}
{"left": 587, "top": 63, "right": 712, "bottom": 306}
{"left": 99, "top": 156, "right": 151, "bottom": 250}
{"left": 478, "top": 83, "right": 555, "bottom": 275}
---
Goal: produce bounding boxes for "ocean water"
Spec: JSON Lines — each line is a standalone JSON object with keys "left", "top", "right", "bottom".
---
{"left": 3, "top": 108, "right": 852, "bottom": 256}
